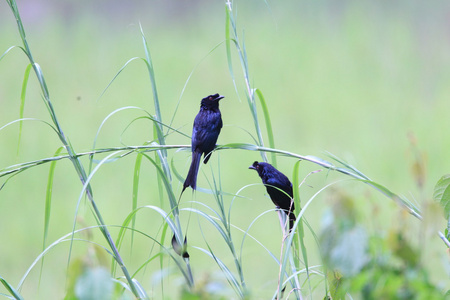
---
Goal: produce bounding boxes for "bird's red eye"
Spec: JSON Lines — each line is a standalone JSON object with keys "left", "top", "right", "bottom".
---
{"left": 209, "top": 97, "right": 212, "bottom": 100}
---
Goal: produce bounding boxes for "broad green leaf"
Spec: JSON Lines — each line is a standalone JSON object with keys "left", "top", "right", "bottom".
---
{"left": 433, "top": 174, "right": 450, "bottom": 218}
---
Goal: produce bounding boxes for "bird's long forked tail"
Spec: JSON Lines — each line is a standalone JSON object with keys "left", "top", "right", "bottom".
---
{"left": 182, "top": 151, "right": 202, "bottom": 193}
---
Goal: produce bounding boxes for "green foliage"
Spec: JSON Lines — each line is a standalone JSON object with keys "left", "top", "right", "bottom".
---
{"left": 320, "top": 194, "right": 445, "bottom": 299}
{"left": 433, "top": 174, "right": 450, "bottom": 218}
{"left": 65, "top": 244, "right": 132, "bottom": 300}
{"left": 433, "top": 174, "right": 450, "bottom": 247}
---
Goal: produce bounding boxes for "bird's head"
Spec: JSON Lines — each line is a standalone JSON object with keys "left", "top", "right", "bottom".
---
{"left": 249, "top": 161, "right": 260, "bottom": 171}
{"left": 203, "top": 93, "right": 224, "bottom": 101}
{"left": 249, "top": 161, "right": 275, "bottom": 177}
{"left": 201, "top": 93, "right": 224, "bottom": 108}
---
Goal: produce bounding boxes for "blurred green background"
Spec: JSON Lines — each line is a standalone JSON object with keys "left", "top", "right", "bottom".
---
{"left": 1, "top": 0, "right": 449, "bottom": 298}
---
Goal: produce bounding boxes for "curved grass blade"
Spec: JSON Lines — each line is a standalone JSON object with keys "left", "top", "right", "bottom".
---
{"left": 18, "top": 226, "right": 111, "bottom": 291}
{"left": 0, "top": 45, "right": 21, "bottom": 61}
{"left": 182, "top": 207, "right": 229, "bottom": 243}
{"left": 169, "top": 40, "right": 225, "bottom": 131}
{"left": 0, "top": 118, "right": 59, "bottom": 137}
{"left": 360, "top": 179, "right": 421, "bottom": 219}
{"left": 98, "top": 57, "right": 141, "bottom": 101}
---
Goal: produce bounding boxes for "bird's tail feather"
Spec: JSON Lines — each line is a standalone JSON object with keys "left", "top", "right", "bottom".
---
{"left": 182, "top": 151, "right": 202, "bottom": 193}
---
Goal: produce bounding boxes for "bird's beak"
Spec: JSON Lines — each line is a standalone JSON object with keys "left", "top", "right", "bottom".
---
{"left": 248, "top": 165, "right": 256, "bottom": 170}
{"left": 216, "top": 95, "right": 225, "bottom": 101}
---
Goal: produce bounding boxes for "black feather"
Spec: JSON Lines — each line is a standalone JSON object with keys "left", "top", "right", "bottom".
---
{"left": 249, "top": 161, "right": 296, "bottom": 230}
{"left": 182, "top": 94, "right": 224, "bottom": 193}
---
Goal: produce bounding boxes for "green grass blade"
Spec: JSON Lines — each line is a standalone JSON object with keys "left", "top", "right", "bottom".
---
{"left": 255, "top": 89, "right": 276, "bottom": 166}
{"left": 130, "top": 152, "right": 143, "bottom": 251}
{"left": 18, "top": 226, "right": 109, "bottom": 290}
{"left": 182, "top": 207, "right": 229, "bottom": 242}
{"left": 325, "top": 152, "right": 371, "bottom": 180}
{"left": 98, "top": 57, "right": 141, "bottom": 101}
{"left": 88, "top": 106, "right": 146, "bottom": 172}
{"left": 292, "top": 160, "right": 311, "bottom": 296}
{"left": 168, "top": 40, "right": 225, "bottom": 131}
{"left": 0, "top": 144, "right": 189, "bottom": 179}
{"left": 225, "top": 7, "right": 239, "bottom": 96}
{"left": 0, "top": 275, "right": 23, "bottom": 300}
{"left": 0, "top": 45, "right": 19, "bottom": 61}
{"left": 43, "top": 147, "right": 64, "bottom": 250}
{"left": 17, "top": 64, "right": 32, "bottom": 155}
{"left": 291, "top": 160, "right": 302, "bottom": 266}
{"left": 139, "top": 153, "right": 178, "bottom": 215}
{"left": 360, "top": 179, "right": 421, "bottom": 219}
{"left": 225, "top": 3, "right": 267, "bottom": 162}
{"left": 39, "top": 146, "right": 65, "bottom": 285}
{"left": 278, "top": 181, "right": 344, "bottom": 299}
{"left": 139, "top": 24, "right": 166, "bottom": 155}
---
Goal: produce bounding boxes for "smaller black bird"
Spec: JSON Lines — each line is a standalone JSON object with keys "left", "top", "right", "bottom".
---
{"left": 182, "top": 93, "right": 224, "bottom": 193}
{"left": 249, "top": 161, "right": 296, "bottom": 231}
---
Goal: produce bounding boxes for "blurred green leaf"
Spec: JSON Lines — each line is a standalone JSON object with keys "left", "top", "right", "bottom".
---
{"left": 387, "top": 231, "right": 419, "bottom": 267}
{"left": 322, "top": 225, "right": 369, "bottom": 277}
{"left": 432, "top": 174, "right": 450, "bottom": 218}
{"left": 74, "top": 267, "right": 113, "bottom": 300}
{"left": 65, "top": 257, "right": 84, "bottom": 300}
{"left": 321, "top": 194, "right": 369, "bottom": 277}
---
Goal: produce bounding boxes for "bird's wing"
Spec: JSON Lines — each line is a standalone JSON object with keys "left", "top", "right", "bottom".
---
{"left": 192, "top": 111, "right": 222, "bottom": 153}
{"left": 266, "top": 176, "right": 293, "bottom": 198}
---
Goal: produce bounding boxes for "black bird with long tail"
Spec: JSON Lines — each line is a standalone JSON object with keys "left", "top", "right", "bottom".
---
{"left": 249, "top": 161, "right": 296, "bottom": 231}
{"left": 182, "top": 93, "right": 224, "bottom": 193}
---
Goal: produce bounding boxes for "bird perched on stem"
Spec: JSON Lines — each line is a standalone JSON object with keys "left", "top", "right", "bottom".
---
{"left": 182, "top": 93, "right": 224, "bottom": 193}
{"left": 249, "top": 161, "right": 296, "bottom": 231}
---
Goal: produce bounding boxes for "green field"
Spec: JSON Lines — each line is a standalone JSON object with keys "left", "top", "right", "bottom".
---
{"left": 1, "top": 1, "right": 449, "bottom": 299}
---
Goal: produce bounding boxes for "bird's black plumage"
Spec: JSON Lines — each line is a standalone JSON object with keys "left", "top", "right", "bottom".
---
{"left": 249, "top": 161, "right": 296, "bottom": 230}
{"left": 182, "top": 93, "right": 224, "bottom": 193}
